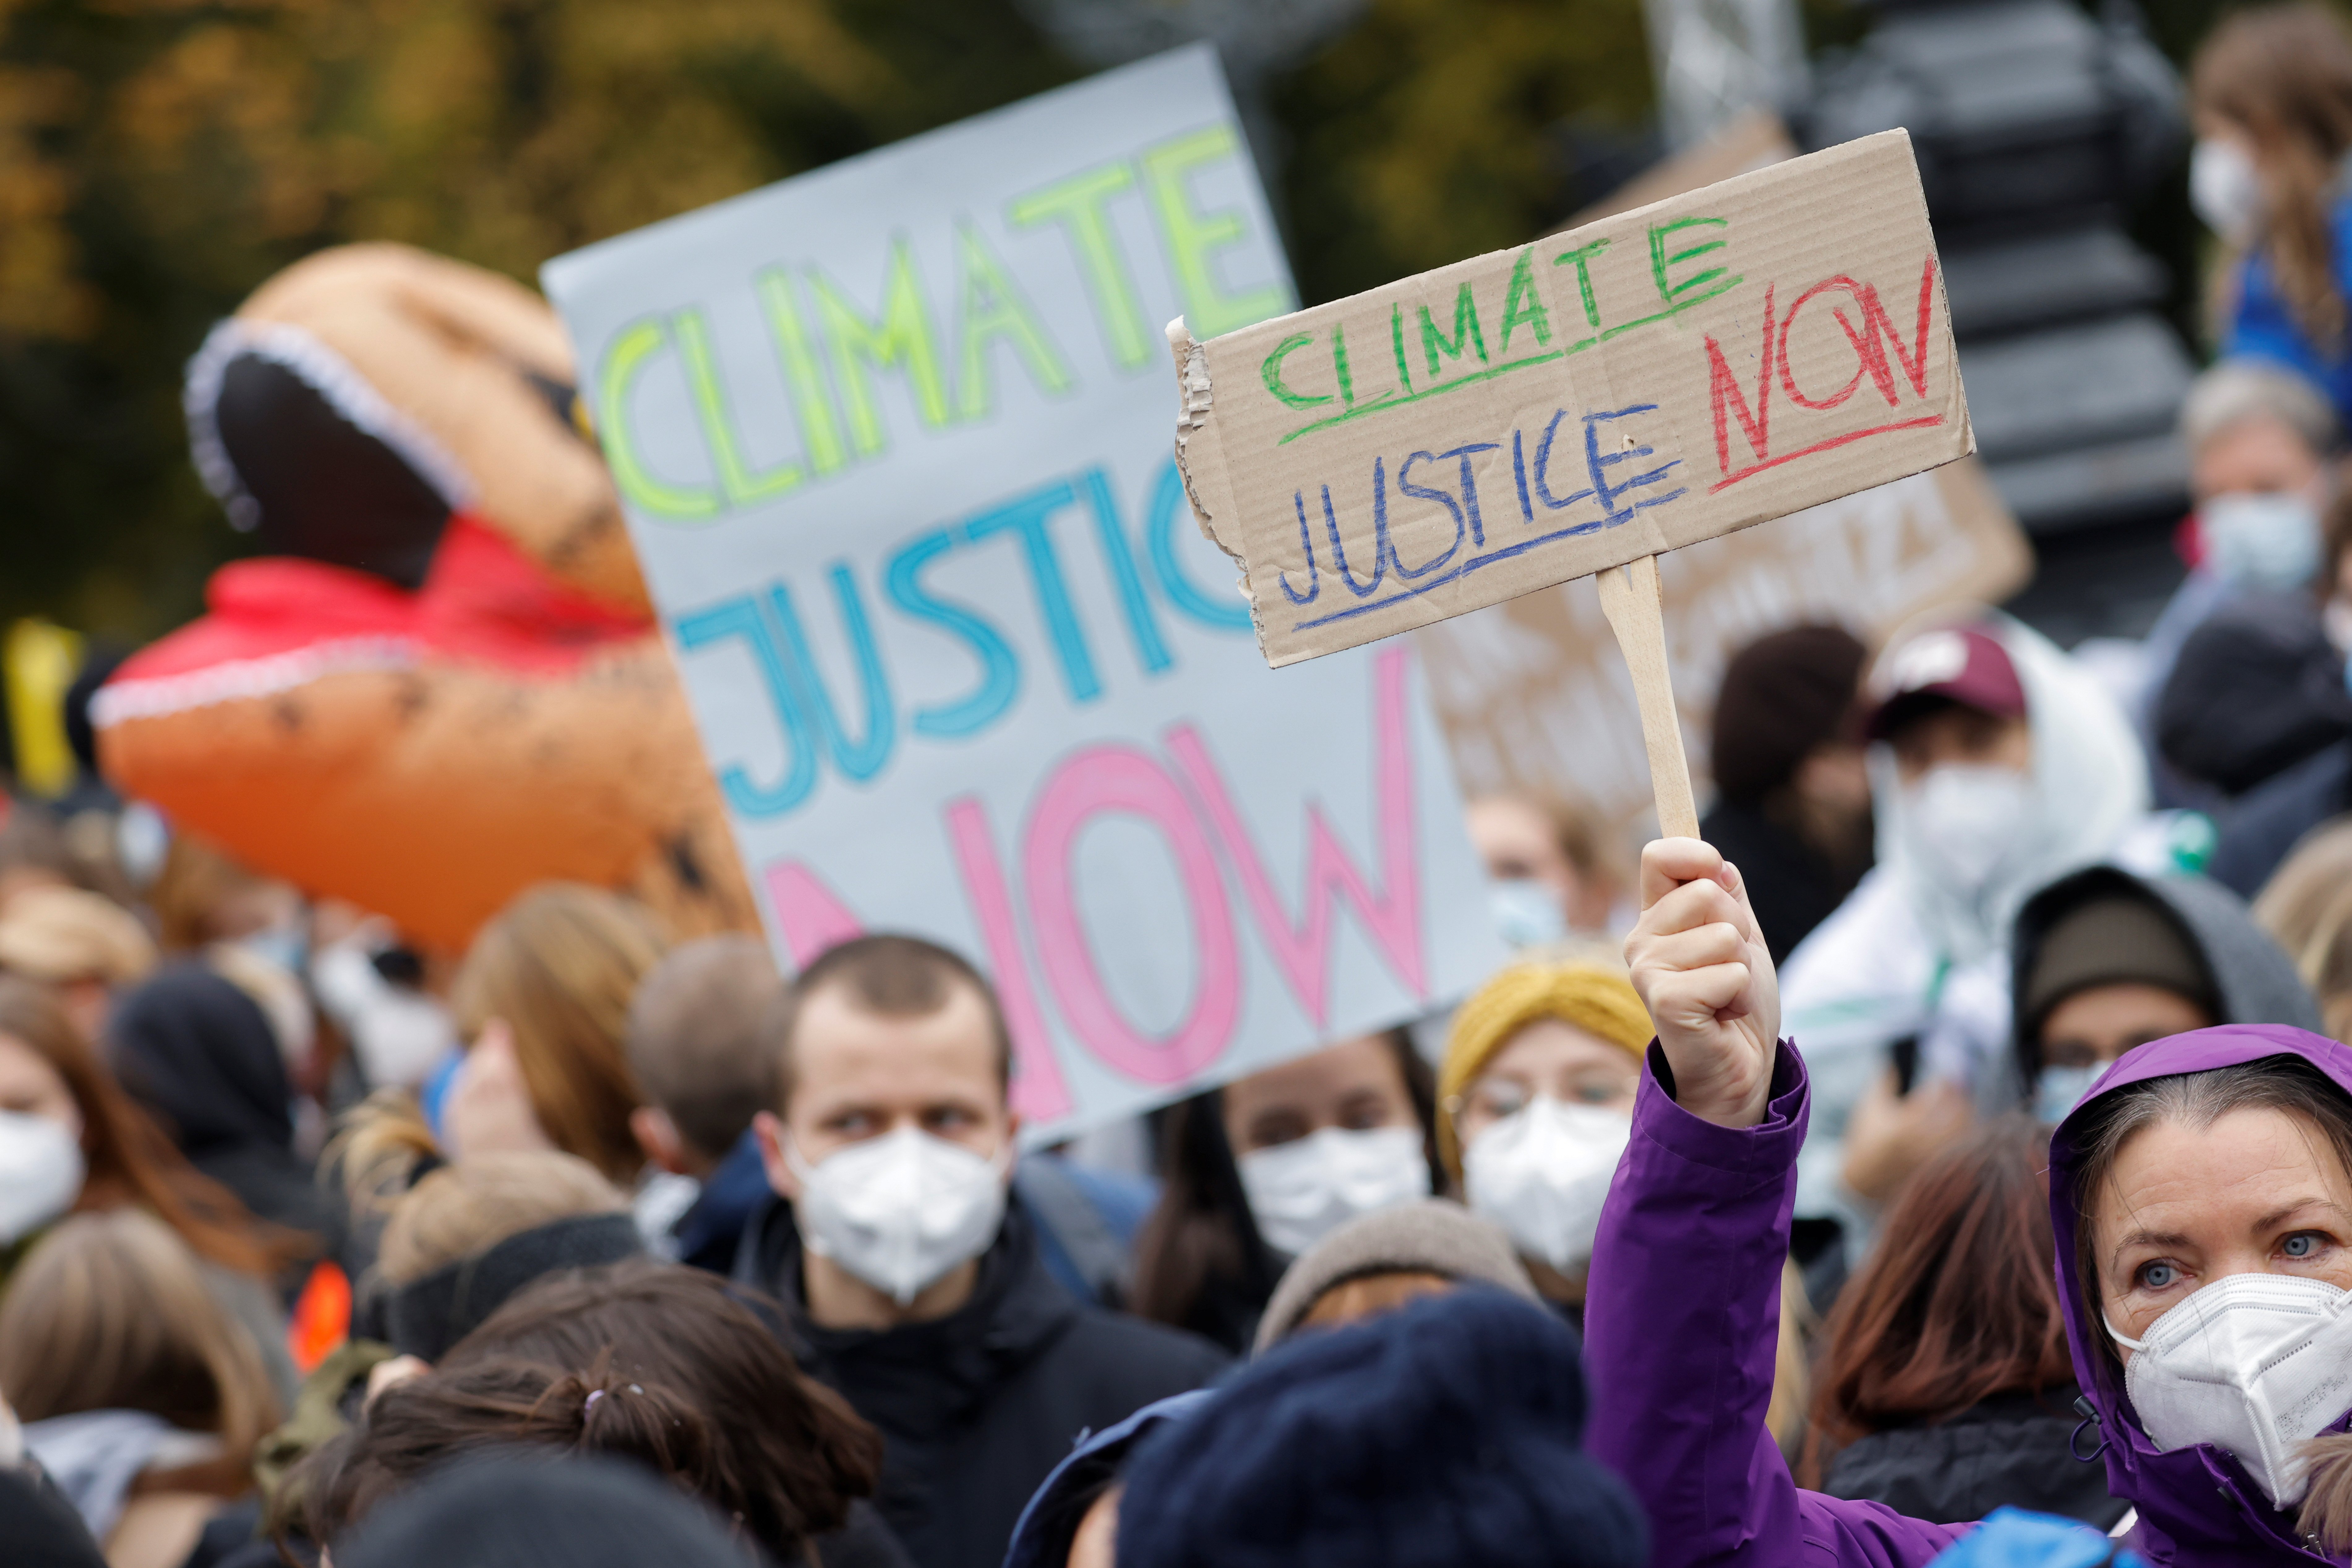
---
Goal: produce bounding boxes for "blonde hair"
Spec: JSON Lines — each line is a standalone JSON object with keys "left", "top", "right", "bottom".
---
{"left": 452, "top": 884, "right": 665, "bottom": 1183}
{"left": 0, "top": 1209, "right": 281, "bottom": 1476}
{"left": 377, "top": 1151, "right": 627, "bottom": 1285}
{"left": 1436, "top": 961, "right": 1654, "bottom": 1178}
{"left": 2255, "top": 818, "right": 2352, "bottom": 1040}
{"left": 328, "top": 1092, "right": 629, "bottom": 1286}
{"left": 0, "top": 885, "right": 157, "bottom": 985}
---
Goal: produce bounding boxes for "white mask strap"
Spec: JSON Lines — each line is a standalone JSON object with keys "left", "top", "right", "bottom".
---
{"left": 2102, "top": 1313, "right": 2146, "bottom": 1354}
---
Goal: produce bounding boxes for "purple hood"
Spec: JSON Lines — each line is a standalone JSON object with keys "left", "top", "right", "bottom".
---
{"left": 2049, "top": 1023, "right": 2352, "bottom": 1566}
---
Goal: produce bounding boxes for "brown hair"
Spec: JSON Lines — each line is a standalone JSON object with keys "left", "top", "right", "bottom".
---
{"left": 1802, "top": 1116, "right": 2073, "bottom": 1480}
{"left": 146, "top": 832, "right": 287, "bottom": 953}
{"left": 1130, "top": 1029, "right": 1443, "bottom": 1347}
{"left": 452, "top": 883, "right": 665, "bottom": 1184}
{"left": 1296, "top": 1269, "right": 1457, "bottom": 1332}
{"left": 626, "top": 933, "right": 782, "bottom": 1160}
{"left": 774, "top": 934, "right": 1010, "bottom": 1112}
{"left": 0, "top": 1209, "right": 282, "bottom": 1487}
{"left": 0, "top": 976, "right": 283, "bottom": 1275}
{"left": 2194, "top": 4, "right": 2352, "bottom": 347}
{"left": 293, "top": 1261, "right": 881, "bottom": 1563}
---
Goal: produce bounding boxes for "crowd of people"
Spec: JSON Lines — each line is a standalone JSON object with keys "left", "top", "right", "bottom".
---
{"left": 22, "top": 3, "right": 2352, "bottom": 1566}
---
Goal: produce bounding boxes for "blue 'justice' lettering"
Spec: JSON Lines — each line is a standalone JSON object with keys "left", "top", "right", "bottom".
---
{"left": 1281, "top": 403, "right": 1685, "bottom": 631}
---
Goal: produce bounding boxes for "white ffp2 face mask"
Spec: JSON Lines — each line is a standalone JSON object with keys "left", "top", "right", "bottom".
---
{"left": 1463, "top": 1098, "right": 1630, "bottom": 1274}
{"left": 0, "top": 1110, "right": 84, "bottom": 1246}
{"left": 2033, "top": 1063, "right": 2103, "bottom": 1126}
{"left": 1898, "top": 763, "right": 2032, "bottom": 898}
{"left": 787, "top": 1126, "right": 1010, "bottom": 1305}
{"left": 2204, "top": 491, "right": 2323, "bottom": 592}
{"left": 1237, "top": 1125, "right": 1431, "bottom": 1257}
{"left": 2191, "top": 137, "right": 2263, "bottom": 245}
{"left": 1489, "top": 878, "right": 1569, "bottom": 949}
{"left": 2109, "top": 1272, "right": 2352, "bottom": 1508}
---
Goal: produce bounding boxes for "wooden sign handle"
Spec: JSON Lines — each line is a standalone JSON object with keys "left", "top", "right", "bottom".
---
{"left": 1595, "top": 555, "right": 1702, "bottom": 841}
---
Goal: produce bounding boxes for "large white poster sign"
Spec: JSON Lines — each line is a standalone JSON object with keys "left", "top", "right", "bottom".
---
{"left": 543, "top": 47, "right": 1501, "bottom": 1139}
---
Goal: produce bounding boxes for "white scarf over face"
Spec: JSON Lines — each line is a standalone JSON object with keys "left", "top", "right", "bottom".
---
{"left": 1871, "top": 613, "right": 2149, "bottom": 967}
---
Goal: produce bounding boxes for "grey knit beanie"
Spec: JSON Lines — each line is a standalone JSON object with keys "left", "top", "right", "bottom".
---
{"left": 1252, "top": 1198, "right": 1539, "bottom": 1353}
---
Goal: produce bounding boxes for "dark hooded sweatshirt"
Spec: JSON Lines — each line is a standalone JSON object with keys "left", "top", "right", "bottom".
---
{"left": 2008, "top": 867, "right": 2323, "bottom": 1094}
{"left": 734, "top": 1195, "right": 1227, "bottom": 1568}
{"left": 107, "top": 962, "right": 342, "bottom": 1262}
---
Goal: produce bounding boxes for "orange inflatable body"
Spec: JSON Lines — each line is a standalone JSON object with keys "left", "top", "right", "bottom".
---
{"left": 95, "top": 245, "right": 754, "bottom": 951}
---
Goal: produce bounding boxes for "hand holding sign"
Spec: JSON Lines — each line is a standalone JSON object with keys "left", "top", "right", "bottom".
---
{"left": 1169, "top": 130, "right": 1970, "bottom": 838}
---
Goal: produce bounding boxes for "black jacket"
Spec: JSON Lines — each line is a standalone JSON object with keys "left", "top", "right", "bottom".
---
{"left": 109, "top": 962, "right": 345, "bottom": 1267}
{"left": 734, "top": 1196, "right": 1228, "bottom": 1568}
{"left": 1697, "top": 798, "right": 1866, "bottom": 966}
{"left": 2156, "top": 590, "right": 2352, "bottom": 797}
{"left": 1818, "top": 1389, "right": 2127, "bottom": 1529}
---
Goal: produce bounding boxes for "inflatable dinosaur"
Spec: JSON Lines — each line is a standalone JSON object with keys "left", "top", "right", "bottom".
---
{"left": 94, "top": 245, "right": 756, "bottom": 951}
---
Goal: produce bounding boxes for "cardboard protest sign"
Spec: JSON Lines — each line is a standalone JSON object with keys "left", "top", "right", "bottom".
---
{"left": 1169, "top": 129, "right": 1973, "bottom": 669}
{"left": 1415, "top": 458, "right": 2032, "bottom": 837}
{"left": 542, "top": 47, "right": 1502, "bottom": 1140}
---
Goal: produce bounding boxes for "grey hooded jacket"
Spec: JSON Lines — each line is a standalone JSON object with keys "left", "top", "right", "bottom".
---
{"left": 2007, "top": 864, "right": 2323, "bottom": 1093}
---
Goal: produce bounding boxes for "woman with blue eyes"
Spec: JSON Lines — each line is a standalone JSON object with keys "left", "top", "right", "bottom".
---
{"left": 1588, "top": 836, "right": 2352, "bottom": 1568}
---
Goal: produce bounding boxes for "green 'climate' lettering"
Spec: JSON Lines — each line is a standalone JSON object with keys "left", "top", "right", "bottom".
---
{"left": 1262, "top": 219, "right": 1744, "bottom": 445}
{"left": 593, "top": 126, "right": 1287, "bottom": 523}
{"left": 808, "top": 240, "right": 955, "bottom": 459}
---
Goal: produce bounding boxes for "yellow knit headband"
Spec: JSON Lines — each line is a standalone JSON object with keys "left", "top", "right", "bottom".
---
{"left": 1436, "top": 961, "right": 1655, "bottom": 1180}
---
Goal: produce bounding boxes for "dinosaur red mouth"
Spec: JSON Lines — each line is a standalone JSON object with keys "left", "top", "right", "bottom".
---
{"left": 93, "top": 244, "right": 753, "bottom": 951}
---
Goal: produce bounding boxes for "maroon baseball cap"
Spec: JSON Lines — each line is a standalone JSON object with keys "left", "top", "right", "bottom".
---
{"left": 1863, "top": 625, "right": 2028, "bottom": 741}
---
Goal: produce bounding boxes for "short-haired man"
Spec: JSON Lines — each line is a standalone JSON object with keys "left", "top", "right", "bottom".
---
{"left": 2149, "top": 362, "right": 2346, "bottom": 804}
{"left": 738, "top": 934, "right": 1227, "bottom": 1568}
{"left": 627, "top": 934, "right": 784, "bottom": 1272}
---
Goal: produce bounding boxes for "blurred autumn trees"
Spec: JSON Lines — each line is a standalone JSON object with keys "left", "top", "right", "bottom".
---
{"left": 1, "top": 0, "right": 1662, "bottom": 642}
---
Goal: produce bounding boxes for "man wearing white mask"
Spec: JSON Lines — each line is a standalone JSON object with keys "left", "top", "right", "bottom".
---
{"left": 2138, "top": 363, "right": 2338, "bottom": 729}
{"left": 736, "top": 934, "right": 1225, "bottom": 1568}
{"left": 1777, "top": 617, "right": 2158, "bottom": 1262}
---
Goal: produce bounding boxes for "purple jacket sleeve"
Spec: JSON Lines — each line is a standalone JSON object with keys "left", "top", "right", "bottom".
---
{"left": 1583, "top": 1040, "right": 1971, "bottom": 1568}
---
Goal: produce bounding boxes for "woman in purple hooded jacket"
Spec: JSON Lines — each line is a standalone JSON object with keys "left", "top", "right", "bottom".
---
{"left": 1590, "top": 837, "right": 2352, "bottom": 1567}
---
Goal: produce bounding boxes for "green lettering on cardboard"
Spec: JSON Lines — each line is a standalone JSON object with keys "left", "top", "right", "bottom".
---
{"left": 952, "top": 223, "right": 1074, "bottom": 421}
{"left": 1552, "top": 238, "right": 1611, "bottom": 329}
{"left": 1138, "top": 125, "right": 1287, "bottom": 338}
{"left": 1497, "top": 247, "right": 1552, "bottom": 353}
{"left": 675, "top": 306, "right": 804, "bottom": 504}
{"left": 1417, "top": 282, "right": 1489, "bottom": 379}
{"left": 596, "top": 318, "right": 722, "bottom": 522}
{"left": 1389, "top": 303, "right": 1413, "bottom": 394}
{"left": 1007, "top": 161, "right": 1154, "bottom": 371}
{"left": 1649, "top": 217, "right": 1731, "bottom": 302}
{"left": 808, "top": 239, "right": 953, "bottom": 457}
{"left": 1261, "top": 332, "right": 1330, "bottom": 408}
{"left": 755, "top": 269, "right": 847, "bottom": 477}
{"left": 1332, "top": 323, "right": 1356, "bottom": 406}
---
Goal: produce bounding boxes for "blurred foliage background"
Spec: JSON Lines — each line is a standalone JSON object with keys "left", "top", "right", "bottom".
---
{"left": 0, "top": 0, "right": 2239, "bottom": 644}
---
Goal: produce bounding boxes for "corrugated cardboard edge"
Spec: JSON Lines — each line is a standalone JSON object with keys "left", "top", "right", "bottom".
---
{"left": 1182, "top": 128, "right": 1971, "bottom": 666}
{"left": 1166, "top": 315, "right": 1264, "bottom": 640}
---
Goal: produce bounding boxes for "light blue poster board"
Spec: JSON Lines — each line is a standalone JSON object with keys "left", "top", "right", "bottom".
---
{"left": 543, "top": 46, "right": 1502, "bottom": 1137}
